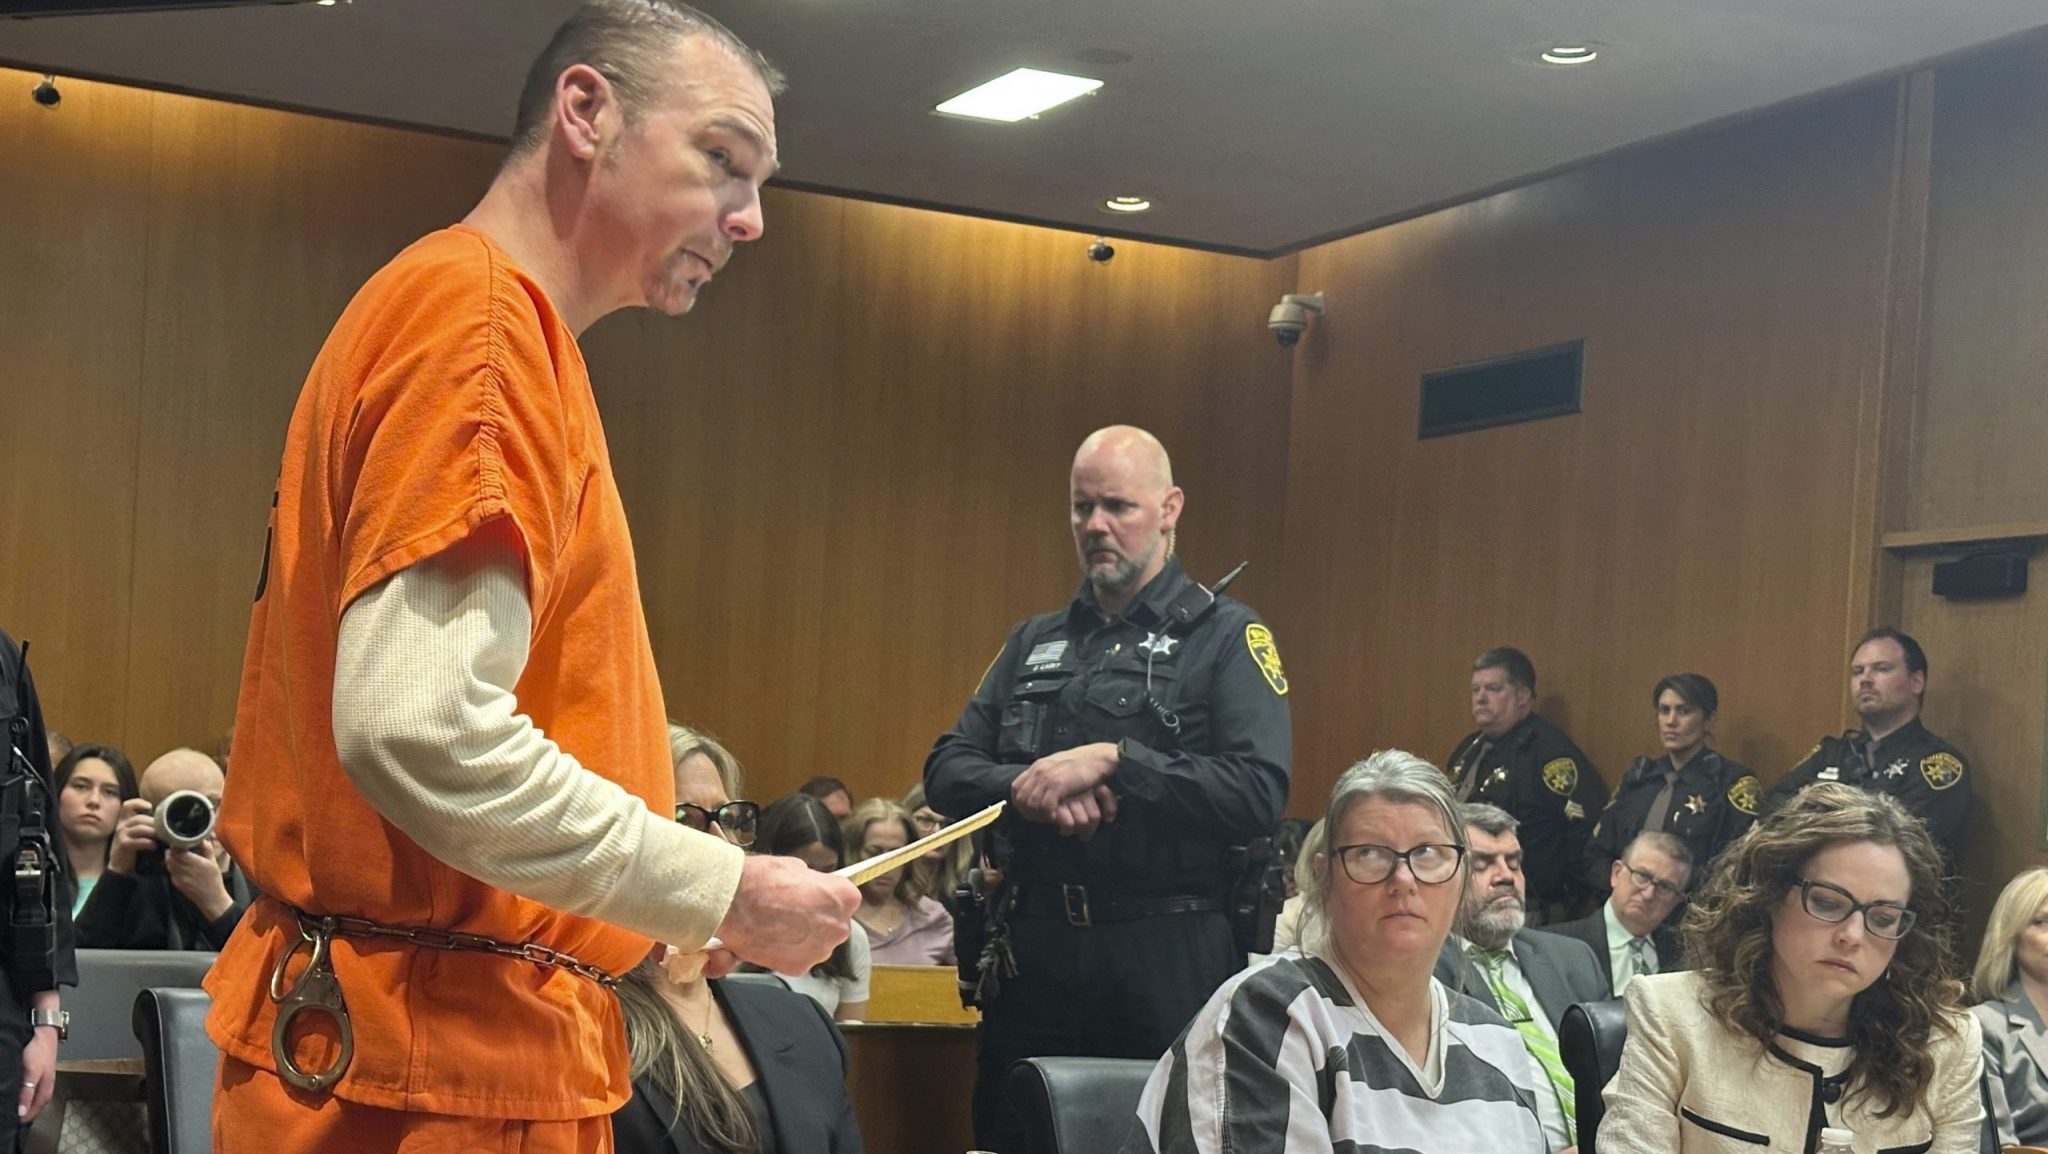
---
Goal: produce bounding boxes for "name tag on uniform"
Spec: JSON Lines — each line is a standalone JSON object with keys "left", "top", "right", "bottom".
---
{"left": 1026, "top": 640, "right": 1068, "bottom": 670}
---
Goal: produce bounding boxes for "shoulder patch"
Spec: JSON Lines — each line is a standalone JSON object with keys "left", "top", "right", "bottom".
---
{"left": 1920, "top": 752, "right": 1964, "bottom": 791}
{"left": 1542, "top": 757, "right": 1578, "bottom": 797}
{"left": 1727, "top": 775, "right": 1761, "bottom": 816}
{"left": 1244, "top": 624, "right": 1288, "bottom": 696}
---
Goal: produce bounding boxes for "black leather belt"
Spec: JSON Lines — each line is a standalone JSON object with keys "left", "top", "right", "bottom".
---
{"left": 1011, "top": 882, "right": 1225, "bottom": 928}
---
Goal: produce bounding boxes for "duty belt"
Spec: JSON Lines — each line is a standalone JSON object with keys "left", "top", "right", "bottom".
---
{"left": 267, "top": 903, "right": 622, "bottom": 1093}
{"left": 1010, "top": 882, "right": 1224, "bottom": 928}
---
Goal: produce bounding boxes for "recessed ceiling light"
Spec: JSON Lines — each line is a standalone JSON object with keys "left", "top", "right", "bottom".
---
{"left": 935, "top": 68, "right": 1103, "bottom": 123}
{"left": 1102, "top": 196, "right": 1152, "bottom": 214}
{"left": 1539, "top": 45, "right": 1598, "bottom": 65}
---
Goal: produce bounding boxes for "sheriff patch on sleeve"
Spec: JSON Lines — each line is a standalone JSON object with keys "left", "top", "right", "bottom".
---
{"left": 1920, "top": 752, "right": 1964, "bottom": 791}
{"left": 1542, "top": 757, "right": 1578, "bottom": 797}
{"left": 1244, "top": 624, "right": 1288, "bottom": 696}
{"left": 1727, "top": 775, "right": 1761, "bottom": 816}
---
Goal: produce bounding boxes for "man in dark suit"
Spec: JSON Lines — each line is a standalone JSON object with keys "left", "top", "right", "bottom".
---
{"left": 1436, "top": 802, "right": 1609, "bottom": 1146}
{"left": 1547, "top": 831, "right": 1693, "bottom": 998}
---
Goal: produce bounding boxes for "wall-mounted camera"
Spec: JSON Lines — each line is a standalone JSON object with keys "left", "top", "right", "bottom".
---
{"left": 1268, "top": 292, "right": 1325, "bottom": 347}
{"left": 30, "top": 75, "right": 60, "bottom": 108}
{"left": 1087, "top": 237, "right": 1115, "bottom": 263}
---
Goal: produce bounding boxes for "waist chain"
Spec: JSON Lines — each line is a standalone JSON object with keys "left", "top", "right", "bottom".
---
{"left": 267, "top": 903, "right": 621, "bottom": 1094}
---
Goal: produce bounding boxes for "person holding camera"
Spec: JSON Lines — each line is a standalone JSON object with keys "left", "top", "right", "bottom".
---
{"left": 925, "top": 425, "right": 1292, "bottom": 1151}
{"left": 75, "top": 747, "right": 252, "bottom": 951}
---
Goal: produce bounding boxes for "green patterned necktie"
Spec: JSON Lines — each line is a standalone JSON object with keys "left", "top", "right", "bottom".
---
{"left": 1472, "top": 945, "right": 1577, "bottom": 1143}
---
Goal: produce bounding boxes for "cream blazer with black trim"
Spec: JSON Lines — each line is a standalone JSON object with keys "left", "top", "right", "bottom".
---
{"left": 1600, "top": 971, "right": 1982, "bottom": 1154}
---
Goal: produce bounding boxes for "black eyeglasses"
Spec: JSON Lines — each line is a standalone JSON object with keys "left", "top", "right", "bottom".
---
{"left": 676, "top": 801, "right": 759, "bottom": 848}
{"left": 1331, "top": 843, "right": 1465, "bottom": 886}
{"left": 1622, "top": 863, "right": 1688, "bottom": 903}
{"left": 1793, "top": 877, "right": 1915, "bottom": 940}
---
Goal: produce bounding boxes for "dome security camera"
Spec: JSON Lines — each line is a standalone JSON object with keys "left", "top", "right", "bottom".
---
{"left": 1268, "top": 292, "right": 1325, "bottom": 347}
{"left": 30, "top": 75, "right": 59, "bottom": 108}
{"left": 1086, "top": 237, "right": 1116, "bottom": 263}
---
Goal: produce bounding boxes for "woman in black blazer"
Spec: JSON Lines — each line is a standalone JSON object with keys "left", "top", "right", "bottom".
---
{"left": 612, "top": 958, "right": 865, "bottom": 1154}
{"left": 612, "top": 725, "right": 865, "bottom": 1154}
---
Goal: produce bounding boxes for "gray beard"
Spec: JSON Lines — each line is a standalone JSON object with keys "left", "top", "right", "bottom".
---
{"left": 1462, "top": 900, "right": 1526, "bottom": 950}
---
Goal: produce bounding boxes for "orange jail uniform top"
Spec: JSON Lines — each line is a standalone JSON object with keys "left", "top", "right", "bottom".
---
{"left": 207, "top": 225, "right": 678, "bottom": 1120}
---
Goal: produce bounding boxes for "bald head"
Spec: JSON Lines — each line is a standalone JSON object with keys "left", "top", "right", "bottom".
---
{"left": 1070, "top": 426, "right": 1184, "bottom": 616}
{"left": 139, "top": 749, "right": 224, "bottom": 807}
{"left": 1073, "top": 425, "right": 1174, "bottom": 494}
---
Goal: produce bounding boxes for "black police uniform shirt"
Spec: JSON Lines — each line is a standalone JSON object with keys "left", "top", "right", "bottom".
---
{"left": 1580, "top": 748, "right": 1758, "bottom": 893}
{"left": 1444, "top": 714, "right": 1607, "bottom": 910}
{"left": 0, "top": 628, "right": 79, "bottom": 993}
{"left": 924, "top": 556, "right": 1291, "bottom": 894}
{"left": 1762, "top": 716, "right": 1971, "bottom": 854}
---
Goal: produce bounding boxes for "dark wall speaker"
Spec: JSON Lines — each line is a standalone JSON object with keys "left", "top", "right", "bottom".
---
{"left": 1931, "top": 551, "right": 2028, "bottom": 600}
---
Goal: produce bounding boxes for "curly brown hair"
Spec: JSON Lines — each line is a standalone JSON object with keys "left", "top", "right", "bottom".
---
{"left": 1679, "top": 782, "right": 1963, "bottom": 1119}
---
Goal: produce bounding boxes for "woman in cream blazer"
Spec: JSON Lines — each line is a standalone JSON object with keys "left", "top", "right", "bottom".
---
{"left": 1601, "top": 784, "right": 1981, "bottom": 1154}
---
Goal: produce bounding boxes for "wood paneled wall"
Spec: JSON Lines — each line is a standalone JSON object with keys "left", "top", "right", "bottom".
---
{"left": 0, "top": 68, "right": 1299, "bottom": 804}
{"left": 1276, "top": 84, "right": 1909, "bottom": 811}
{"left": 9, "top": 29, "right": 2048, "bottom": 908}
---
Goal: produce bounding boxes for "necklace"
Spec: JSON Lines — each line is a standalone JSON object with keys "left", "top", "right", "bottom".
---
{"left": 681, "top": 990, "right": 715, "bottom": 1050}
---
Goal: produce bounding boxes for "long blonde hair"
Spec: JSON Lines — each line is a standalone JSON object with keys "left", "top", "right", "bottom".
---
{"left": 615, "top": 961, "right": 760, "bottom": 1152}
{"left": 901, "top": 782, "right": 971, "bottom": 905}
{"left": 1973, "top": 867, "right": 2048, "bottom": 1002}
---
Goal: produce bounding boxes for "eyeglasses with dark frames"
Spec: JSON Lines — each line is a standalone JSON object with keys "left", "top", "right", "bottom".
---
{"left": 1331, "top": 843, "right": 1466, "bottom": 886}
{"left": 1622, "top": 863, "right": 1688, "bottom": 903}
{"left": 676, "top": 800, "right": 760, "bottom": 848}
{"left": 1793, "top": 877, "right": 1915, "bottom": 940}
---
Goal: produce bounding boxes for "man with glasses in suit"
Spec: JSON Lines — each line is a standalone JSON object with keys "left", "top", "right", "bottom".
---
{"left": 1548, "top": 831, "right": 1693, "bottom": 998}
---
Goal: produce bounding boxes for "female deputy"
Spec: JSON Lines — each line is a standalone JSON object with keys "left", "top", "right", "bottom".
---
{"left": 612, "top": 727, "right": 864, "bottom": 1154}
{"left": 1600, "top": 783, "right": 1979, "bottom": 1153}
{"left": 1125, "top": 749, "right": 1563, "bottom": 1154}
{"left": 1581, "top": 673, "right": 1759, "bottom": 894}
{"left": 1969, "top": 866, "right": 2048, "bottom": 1150}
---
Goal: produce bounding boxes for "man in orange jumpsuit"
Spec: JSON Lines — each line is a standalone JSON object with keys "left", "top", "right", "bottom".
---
{"left": 205, "top": 4, "right": 858, "bottom": 1150}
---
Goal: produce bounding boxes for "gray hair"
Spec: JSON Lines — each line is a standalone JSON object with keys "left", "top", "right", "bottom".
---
{"left": 1623, "top": 829, "right": 1695, "bottom": 873}
{"left": 668, "top": 722, "right": 744, "bottom": 799}
{"left": 1300, "top": 750, "right": 1468, "bottom": 954}
{"left": 1457, "top": 801, "right": 1519, "bottom": 837}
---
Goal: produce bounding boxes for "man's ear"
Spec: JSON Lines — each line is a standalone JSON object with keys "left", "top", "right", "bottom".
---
{"left": 554, "top": 63, "right": 614, "bottom": 161}
{"left": 1158, "top": 485, "right": 1185, "bottom": 532}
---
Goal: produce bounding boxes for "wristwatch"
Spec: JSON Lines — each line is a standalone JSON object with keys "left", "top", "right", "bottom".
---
{"left": 28, "top": 1009, "right": 67, "bottom": 1040}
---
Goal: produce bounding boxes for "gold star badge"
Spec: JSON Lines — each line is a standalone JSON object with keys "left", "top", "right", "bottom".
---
{"left": 1684, "top": 794, "right": 1707, "bottom": 815}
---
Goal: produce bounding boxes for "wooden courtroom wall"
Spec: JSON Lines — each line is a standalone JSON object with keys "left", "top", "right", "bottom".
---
{"left": 1276, "top": 82, "right": 1912, "bottom": 813}
{"left": 1892, "top": 30, "right": 2048, "bottom": 914}
{"left": 0, "top": 67, "right": 1301, "bottom": 802}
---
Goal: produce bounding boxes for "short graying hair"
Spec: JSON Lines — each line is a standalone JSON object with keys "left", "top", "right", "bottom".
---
{"left": 1458, "top": 801, "right": 1519, "bottom": 837}
{"left": 1624, "top": 829, "right": 1694, "bottom": 873}
{"left": 508, "top": 0, "right": 786, "bottom": 159}
{"left": 1300, "top": 750, "right": 1468, "bottom": 953}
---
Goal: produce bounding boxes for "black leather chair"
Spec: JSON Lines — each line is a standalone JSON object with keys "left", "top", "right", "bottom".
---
{"left": 70, "top": 949, "right": 218, "bottom": 1061}
{"left": 133, "top": 987, "right": 216, "bottom": 1154}
{"left": 1559, "top": 997, "right": 1628, "bottom": 1154}
{"left": 1005, "top": 1056, "right": 1156, "bottom": 1154}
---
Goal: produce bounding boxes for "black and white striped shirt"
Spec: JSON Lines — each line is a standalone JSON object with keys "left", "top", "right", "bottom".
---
{"left": 1123, "top": 952, "right": 1558, "bottom": 1154}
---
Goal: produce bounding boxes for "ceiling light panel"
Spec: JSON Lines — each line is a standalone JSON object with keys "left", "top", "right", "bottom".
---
{"left": 935, "top": 68, "right": 1103, "bottom": 122}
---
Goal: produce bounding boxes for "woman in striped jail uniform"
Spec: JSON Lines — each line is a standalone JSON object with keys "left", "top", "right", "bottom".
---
{"left": 1123, "top": 749, "right": 1567, "bottom": 1154}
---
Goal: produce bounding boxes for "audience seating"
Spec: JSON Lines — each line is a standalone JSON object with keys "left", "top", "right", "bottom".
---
{"left": 133, "top": 988, "right": 215, "bottom": 1154}
{"left": 70, "top": 950, "right": 218, "bottom": 1062}
{"left": 1559, "top": 997, "right": 1628, "bottom": 1154}
{"left": 1005, "top": 1055, "right": 1155, "bottom": 1154}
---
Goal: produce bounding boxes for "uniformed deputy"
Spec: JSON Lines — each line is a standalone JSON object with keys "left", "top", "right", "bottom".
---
{"left": 1445, "top": 647, "right": 1605, "bottom": 918}
{"left": 0, "top": 627, "right": 76, "bottom": 1145}
{"left": 1581, "top": 672, "right": 1758, "bottom": 894}
{"left": 925, "top": 426, "right": 1291, "bottom": 1152}
{"left": 1764, "top": 627, "right": 1971, "bottom": 857}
